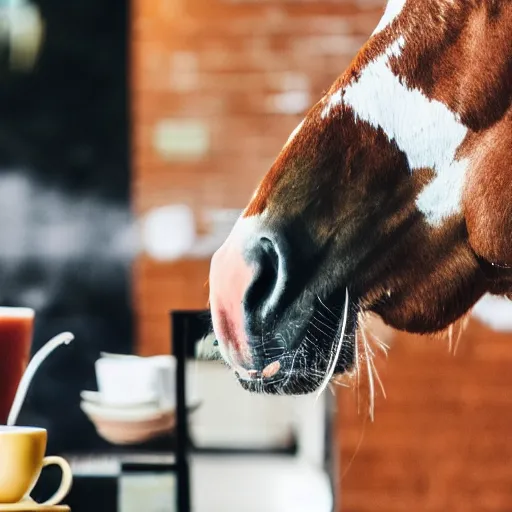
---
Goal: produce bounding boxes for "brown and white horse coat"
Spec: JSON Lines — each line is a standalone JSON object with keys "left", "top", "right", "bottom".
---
{"left": 209, "top": 0, "right": 512, "bottom": 395}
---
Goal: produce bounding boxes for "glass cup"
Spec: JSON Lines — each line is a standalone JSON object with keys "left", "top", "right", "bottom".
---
{"left": 0, "top": 307, "right": 34, "bottom": 424}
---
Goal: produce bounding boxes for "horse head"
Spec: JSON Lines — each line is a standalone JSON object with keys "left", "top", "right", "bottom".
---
{"left": 209, "top": 0, "right": 512, "bottom": 395}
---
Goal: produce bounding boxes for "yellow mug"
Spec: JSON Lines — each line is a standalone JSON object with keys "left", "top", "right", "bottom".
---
{"left": 0, "top": 426, "right": 72, "bottom": 505}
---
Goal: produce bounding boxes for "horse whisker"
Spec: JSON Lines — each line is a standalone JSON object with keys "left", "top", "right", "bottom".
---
{"left": 316, "top": 287, "right": 350, "bottom": 399}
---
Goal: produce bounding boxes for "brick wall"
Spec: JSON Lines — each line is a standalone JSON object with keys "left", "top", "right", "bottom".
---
{"left": 338, "top": 320, "right": 512, "bottom": 512}
{"left": 131, "top": 1, "right": 512, "bottom": 510}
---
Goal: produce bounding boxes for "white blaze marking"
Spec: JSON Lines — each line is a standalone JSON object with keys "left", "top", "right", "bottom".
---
{"left": 321, "top": 90, "right": 343, "bottom": 121}
{"left": 322, "top": 37, "right": 468, "bottom": 226}
{"left": 415, "top": 160, "right": 467, "bottom": 223}
{"left": 372, "top": 0, "right": 408, "bottom": 36}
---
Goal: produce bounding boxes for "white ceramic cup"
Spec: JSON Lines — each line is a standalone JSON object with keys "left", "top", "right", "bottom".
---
{"left": 95, "top": 357, "right": 161, "bottom": 406}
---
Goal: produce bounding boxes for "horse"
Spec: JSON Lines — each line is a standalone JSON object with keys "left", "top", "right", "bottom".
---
{"left": 208, "top": 0, "right": 512, "bottom": 399}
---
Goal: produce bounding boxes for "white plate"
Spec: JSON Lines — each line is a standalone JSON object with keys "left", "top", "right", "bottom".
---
{"left": 80, "top": 400, "right": 174, "bottom": 422}
{"left": 80, "top": 397, "right": 202, "bottom": 423}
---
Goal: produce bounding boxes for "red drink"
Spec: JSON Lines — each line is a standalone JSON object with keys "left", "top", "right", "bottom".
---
{"left": 0, "top": 308, "right": 34, "bottom": 424}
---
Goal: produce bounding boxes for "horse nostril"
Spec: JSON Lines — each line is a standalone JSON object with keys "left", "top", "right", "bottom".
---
{"left": 244, "top": 236, "right": 282, "bottom": 318}
{"left": 260, "top": 237, "right": 279, "bottom": 271}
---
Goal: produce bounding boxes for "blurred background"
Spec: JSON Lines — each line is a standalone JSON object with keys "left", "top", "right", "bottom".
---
{"left": 1, "top": 0, "right": 512, "bottom": 511}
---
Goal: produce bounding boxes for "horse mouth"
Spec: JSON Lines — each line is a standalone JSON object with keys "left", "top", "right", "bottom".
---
{"left": 226, "top": 288, "right": 357, "bottom": 395}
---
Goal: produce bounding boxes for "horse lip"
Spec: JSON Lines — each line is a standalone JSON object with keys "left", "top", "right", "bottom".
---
{"left": 235, "top": 360, "right": 282, "bottom": 381}
{"left": 262, "top": 360, "right": 281, "bottom": 378}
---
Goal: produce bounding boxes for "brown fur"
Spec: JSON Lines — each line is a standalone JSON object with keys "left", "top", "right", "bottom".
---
{"left": 241, "top": 0, "right": 512, "bottom": 334}
{"left": 462, "top": 112, "right": 512, "bottom": 267}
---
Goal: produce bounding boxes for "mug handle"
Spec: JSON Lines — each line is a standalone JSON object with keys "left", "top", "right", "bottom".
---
{"left": 37, "top": 456, "right": 73, "bottom": 506}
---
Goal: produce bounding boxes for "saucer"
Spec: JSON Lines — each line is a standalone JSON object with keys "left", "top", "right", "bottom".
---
{"left": 80, "top": 398, "right": 202, "bottom": 422}
{"left": 80, "top": 399, "right": 172, "bottom": 422}
{"left": 0, "top": 504, "right": 69, "bottom": 511}
{"left": 81, "top": 396, "right": 202, "bottom": 444}
{"left": 80, "top": 390, "right": 159, "bottom": 409}
{"left": 81, "top": 402, "right": 177, "bottom": 444}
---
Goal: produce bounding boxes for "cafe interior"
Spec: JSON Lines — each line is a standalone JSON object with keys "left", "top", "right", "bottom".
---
{"left": 1, "top": 0, "right": 512, "bottom": 511}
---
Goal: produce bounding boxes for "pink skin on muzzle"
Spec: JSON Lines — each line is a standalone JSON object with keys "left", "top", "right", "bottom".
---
{"left": 209, "top": 231, "right": 255, "bottom": 370}
{"left": 209, "top": 218, "right": 283, "bottom": 381}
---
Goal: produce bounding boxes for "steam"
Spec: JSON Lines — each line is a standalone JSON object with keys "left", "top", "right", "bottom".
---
{"left": 0, "top": 170, "right": 239, "bottom": 311}
{"left": 0, "top": 171, "right": 137, "bottom": 311}
{"left": 0, "top": 171, "right": 137, "bottom": 263}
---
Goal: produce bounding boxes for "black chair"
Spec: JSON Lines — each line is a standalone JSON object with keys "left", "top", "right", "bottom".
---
{"left": 170, "top": 309, "right": 338, "bottom": 512}
{"left": 171, "top": 310, "right": 212, "bottom": 512}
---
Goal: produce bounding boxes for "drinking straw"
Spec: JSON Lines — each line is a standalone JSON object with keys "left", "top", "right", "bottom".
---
{"left": 7, "top": 331, "right": 74, "bottom": 426}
